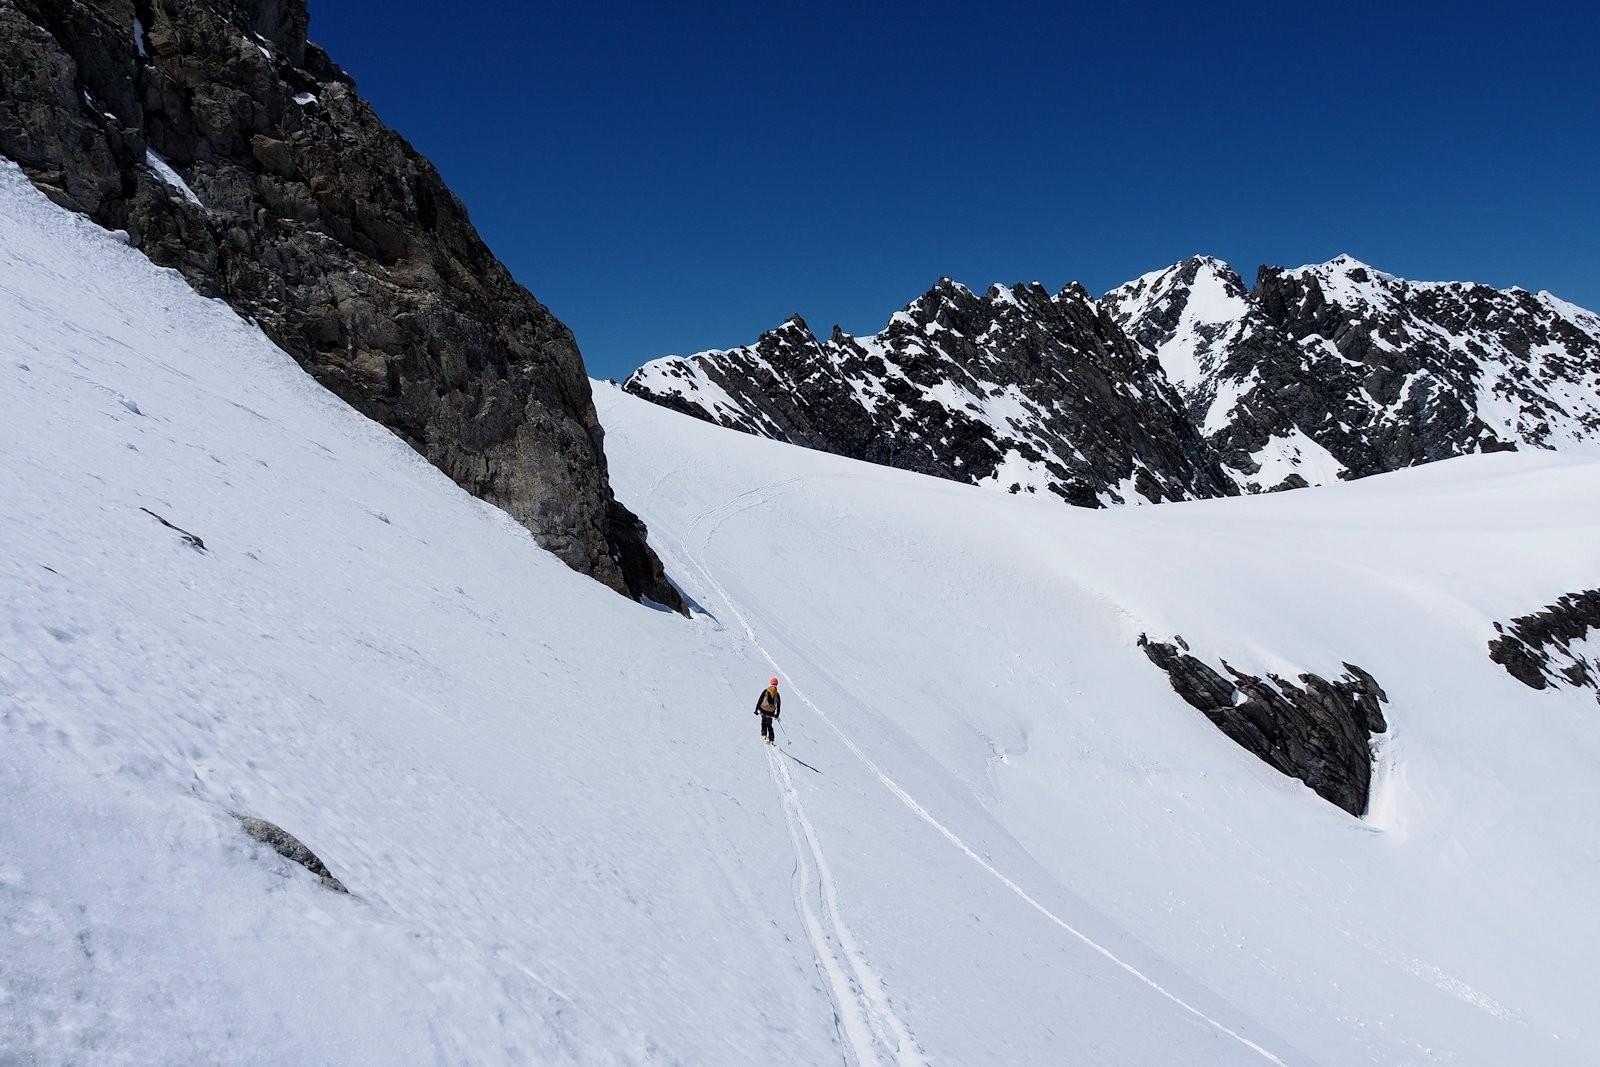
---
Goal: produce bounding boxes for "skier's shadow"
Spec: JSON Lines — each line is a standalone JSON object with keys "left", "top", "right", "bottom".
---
{"left": 781, "top": 749, "right": 822, "bottom": 775}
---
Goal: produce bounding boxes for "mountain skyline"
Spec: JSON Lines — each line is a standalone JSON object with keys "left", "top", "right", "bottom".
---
{"left": 306, "top": 2, "right": 1600, "bottom": 381}
{"left": 624, "top": 251, "right": 1600, "bottom": 506}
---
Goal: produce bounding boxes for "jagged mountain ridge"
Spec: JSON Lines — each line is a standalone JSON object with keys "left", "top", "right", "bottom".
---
{"left": 627, "top": 278, "right": 1236, "bottom": 507}
{"left": 629, "top": 256, "right": 1600, "bottom": 504}
{"left": 1106, "top": 254, "right": 1600, "bottom": 492}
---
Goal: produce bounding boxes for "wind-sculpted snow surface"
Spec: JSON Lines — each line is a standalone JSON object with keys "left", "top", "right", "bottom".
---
{"left": 6, "top": 161, "right": 1600, "bottom": 1064}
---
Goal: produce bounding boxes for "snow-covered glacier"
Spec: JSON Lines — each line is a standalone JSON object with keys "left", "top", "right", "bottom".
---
{"left": 4, "top": 159, "right": 1600, "bottom": 1065}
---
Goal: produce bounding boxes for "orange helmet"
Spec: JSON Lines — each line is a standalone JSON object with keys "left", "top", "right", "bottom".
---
{"left": 769, "top": 678, "right": 780, "bottom": 687}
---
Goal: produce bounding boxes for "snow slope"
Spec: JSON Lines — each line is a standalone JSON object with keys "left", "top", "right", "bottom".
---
{"left": 599, "top": 391, "right": 1600, "bottom": 1067}
{"left": 5, "top": 158, "right": 1600, "bottom": 1065}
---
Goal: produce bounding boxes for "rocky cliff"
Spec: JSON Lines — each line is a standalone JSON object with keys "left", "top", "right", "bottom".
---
{"left": 626, "top": 279, "right": 1236, "bottom": 507}
{"left": 0, "top": 0, "right": 680, "bottom": 608}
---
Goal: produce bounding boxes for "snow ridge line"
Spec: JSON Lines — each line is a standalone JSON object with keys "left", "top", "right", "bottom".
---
{"left": 771, "top": 749, "right": 928, "bottom": 1067}
{"left": 681, "top": 480, "right": 1291, "bottom": 1067}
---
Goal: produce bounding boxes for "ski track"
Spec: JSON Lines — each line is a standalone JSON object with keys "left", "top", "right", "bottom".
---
{"left": 682, "top": 483, "right": 925, "bottom": 1066}
{"left": 771, "top": 748, "right": 920, "bottom": 1067}
{"left": 679, "top": 478, "right": 1292, "bottom": 1067}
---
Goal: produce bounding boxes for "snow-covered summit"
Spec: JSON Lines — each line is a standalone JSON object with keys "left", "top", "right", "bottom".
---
{"left": 1274, "top": 255, "right": 1408, "bottom": 318}
{"left": 1542, "top": 289, "right": 1600, "bottom": 336}
{"left": 1229, "top": 255, "right": 1600, "bottom": 481}
{"left": 1103, "top": 255, "right": 1256, "bottom": 394}
{"left": 1107, "top": 252, "right": 1600, "bottom": 492}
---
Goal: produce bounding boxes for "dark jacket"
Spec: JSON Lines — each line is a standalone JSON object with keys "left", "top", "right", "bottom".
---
{"left": 755, "top": 688, "right": 781, "bottom": 718}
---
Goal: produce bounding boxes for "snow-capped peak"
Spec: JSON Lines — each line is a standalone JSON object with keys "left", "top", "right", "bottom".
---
{"left": 630, "top": 252, "right": 1600, "bottom": 517}
{"left": 1102, "top": 256, "right": 1253, "bottom": 394}
{"left": 1320, "top": 252, "right": 1382, "bottom": 272}
{"left": 1540, "top": 289, "right": 1600, "bottom": 337}
{"left": 770, "top": 313, "right": 816, "bottom": 339}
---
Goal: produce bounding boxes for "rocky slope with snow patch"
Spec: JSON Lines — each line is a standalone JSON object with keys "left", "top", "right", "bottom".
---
{"left": 633, "top": 256, "right": 1600, "bottom": 507}
{"left": 626, "top": 278, "right": 1235, "bottom": 507}
{"left": 1489, "top": 589, "right": 1600, "bottom": 698}
{"left": 0, "top": 0, "right": 678, "bottom": 607}
{"left": 1106, "top": 255, "right": 1600, "bottom": 491}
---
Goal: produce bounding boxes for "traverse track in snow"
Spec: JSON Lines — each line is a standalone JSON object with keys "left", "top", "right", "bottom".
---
{"left": 677, "top": 478, "right": 1291, "bottom": 1067}
{"left": 680, "top": 481, "right": 923, "bottom": 1065}
{"left": 771, "top": 747, "right": 925, "bottom": 1067}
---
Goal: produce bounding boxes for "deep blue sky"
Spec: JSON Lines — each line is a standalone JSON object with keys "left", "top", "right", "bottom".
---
{"left": 309, "top": 2, "right": 1600, "bottom": 381}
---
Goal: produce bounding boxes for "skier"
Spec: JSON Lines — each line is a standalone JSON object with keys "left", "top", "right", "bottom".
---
{"left": 754, "top": 677, "right": 781, "bottom": 745}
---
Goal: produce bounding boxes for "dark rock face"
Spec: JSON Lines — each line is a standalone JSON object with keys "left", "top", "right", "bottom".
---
{"left": 0, "top": 0, "right": 680, "bottom": 610}
{"left": 1489, "top": 589, "right": 1600, "bottom": 699}
{"left": 627, "top": 280, "right": 1236, "bottom": 507}
{"left": 1139, "top": 636, "right": 1389, "bottom": 817}
{"left": 1106, "top": 256, "right": 1600, "bottom": 492}
{"left": 234, "top": 814, "right": 347, "bottom": 893}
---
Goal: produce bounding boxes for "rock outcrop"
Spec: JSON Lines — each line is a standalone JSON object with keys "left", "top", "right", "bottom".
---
{"left": 0, "top": 0, "right": 681, "bottom": 609}
{"left": 1489, "top": 589, "right": 1600, "bottom": 699}
{"left": 627, "top": 280, "right": 1236, "bottom": 507}
{"left": 234, "top": 814, "right": 347, "bottom": 893}
{"left": 1139, "top": 636, "right": 1389, "bottom": 817}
